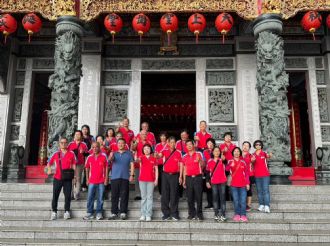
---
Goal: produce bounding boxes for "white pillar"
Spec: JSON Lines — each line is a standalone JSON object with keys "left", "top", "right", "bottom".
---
{"left": 196, "top": 58, "right": 206, "bottom": 130}
{"left": 129, "top": 59, "right": 142, "bottom": 134}
{"left": 236, "top": 54, "right": 260, "bottom": 145}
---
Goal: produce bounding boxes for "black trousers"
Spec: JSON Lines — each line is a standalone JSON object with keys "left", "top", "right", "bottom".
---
{"left": 111, "top": 178, "right": 129, "bottom": 214}
{"left": 203, "top": 171, "right": 213, "bottom": 206}
{"left": 52, "top": 178, "right": 72, "bottom": 212}
{"left": 158, "top": 165, "right": 163, "bottom": 195}
{"left": 186, "top": 175, "right": 203, "bottom": 217}
{"left": 161, "top": 172, "right": 179, "bottom": 217}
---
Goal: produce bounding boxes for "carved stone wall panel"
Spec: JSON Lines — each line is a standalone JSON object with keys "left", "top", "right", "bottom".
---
{"left": 19, "top": 45, "right": 55, "bottom": 57}
{"left": 321, "top": 145, "right": 330, "bottom": 168}
{"left": 17, "top": 59, "right": 26, "bottom": 70}
{"left": 16, "top": 72, "right": 25, "bottom": 86}
{"left": 285, "top": 58, "right": 308, "bottom": 69}
{"left": 284, "top": 43, "right": 321, "bottom": 56}
{"left": 315, "top": 58, "right": 324, "bottom": 69}
{"left": 318, "top": 88, "right": 330, "bottom": 123}
{"left": 7, "top": 144, "right": 18, "bottom": 168}
{"left": 209, "top": 126, "right": 238, "bottom": 141}
{"left": 103, "top": 59, "right": 132, "bottom": 70}
{"left": 142, "top": 60, "right": 195, "bottom": 70}
{"left": 11, "top": 88, "right": 24, "bottom": 123}
{"left": 208, "top": 88, "right": 234, "bottom": 123}
{"left": 10, "top": 125, "right": 20, "bottom": 141}
{"left": 32, "top": 59, "right": 55, "bottom": 70}
{"left": 316, "top": 70, "right": 326, "bottom": 85}
{"left": 321, "top": 126, "right": 330, "bottom": 142}
{"left": 206, "top": 59, "right": 234, "bottom": 70}
{"left": 83, "top": 42, "right": 101, "bottom": 52}
{"left": 102, "top": 72, "right": 131, "bottom": 86}
{"left": 206, "top": 71, "right": 236, "bottom": 85}
{"left": 103, "top": 89, "right": 128, "bottom": 123}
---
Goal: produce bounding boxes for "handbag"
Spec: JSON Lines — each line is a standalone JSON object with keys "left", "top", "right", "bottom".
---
{"left": 162, "top": 149, "right": 177, "bottom": 171}
{"left": 58, "top": 152, "right": 74, "bottom": 181}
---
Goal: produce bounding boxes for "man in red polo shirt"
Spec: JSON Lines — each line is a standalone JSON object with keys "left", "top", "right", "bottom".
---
{"left": 182, "top": 140, "right": 204, "bottom": 221}
{"left": 109, "top": 132, "right": 129, "bottom": 152}
{"left": 47, "top": 137, "right": 77, "bottom": 220}
{"left": 176, "top": 129, "right": 189, "bottom": 155}
{"left": 136, "top": 122, "right": 156, "bottom": 147}
{"left": 160, "top": 136, "right": 182, "bottom": 221}
{"left": 117, "top": 117, "right": 135, "bottom": 147}
{"left": 68, "top": 130, "right": 89, "bottom": 200}
{"left": 83, "top": 142, "right": 109, "bottom": 220}
{"left": 194, "top": 120, "right": 212, "bottom": 151}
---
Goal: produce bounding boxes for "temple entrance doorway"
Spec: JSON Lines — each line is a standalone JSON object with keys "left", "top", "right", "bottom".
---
{"left": 141, "top": 72, "right": 196, "bottom": 140}
{"left": 288, "top": 72, "right": 312, "bottom": 167}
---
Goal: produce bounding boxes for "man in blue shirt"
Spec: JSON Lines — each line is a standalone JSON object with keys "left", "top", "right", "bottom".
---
{"left": 108, "top": 138, "right": 134, "bottom": 220}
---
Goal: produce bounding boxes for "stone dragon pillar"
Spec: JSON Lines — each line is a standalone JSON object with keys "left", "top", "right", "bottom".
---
{"left": 48, "top": 16, "right": 83, "bottom": 156}
{"left": 253, "top": 14, "right": 292, "bottom": 175}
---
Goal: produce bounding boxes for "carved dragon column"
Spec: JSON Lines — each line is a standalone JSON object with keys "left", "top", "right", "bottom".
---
{"left": 48, "top": 16, "right": 83, "bottom": 156}
{"left": 253, "top": 14, "right": 292, "bottom": 176}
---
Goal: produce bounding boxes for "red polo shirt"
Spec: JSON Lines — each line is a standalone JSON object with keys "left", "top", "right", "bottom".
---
{"left": 162, "top": 149, "right": 182, "bottom": 173}
{"left": 48, "top": 150, "right": 77, "bottom": 181}
{"left": 85, "top": 153, "right": 108, "bottom": 184}
{"left": 176, "top": 140, "right": 188, "bottom": 155}
{"left": 226, "top": 159, "right": 250, "bottom": 187}
{"left": 109, "top": 142, "right": 129, "bottom": 153}
{"left": 242, "top": 152, "right": 254, "bottom": 176}
{"left": 135, "top": 140, "right": 152, "bottom": 158}
{"left": 155, "top": 142, "right": 169, "bottom": 165}
{"left": 182, "top": 151, "right": 203, "bottom": 176}
{"left": 195, "top": 131, "right": 212, "bottom": 149}
{"left": 219, "top": 142, "right": 236, "bottom": 161}
{"left": 118, "top": 127, "right": 135, "bottom": 146}
{"left": 253, "top": 150, "right": 270, "bottom": 177}
{"left": 88, "top": 146, "right": 110, "bottom": 156}
{"left": 139, "top": 155, "right": 157, "bottom": 182}
{"left": 207, "top": 159, "right": 227, "bottom": 184}
{"left": 105, "top": 137, "right": 116, "bottom": 147}
{"left": 68, "top": 141, "right": 89, "bottom": 165}
{"left": 136, "top": 132, "right": 156, "bottom": 147}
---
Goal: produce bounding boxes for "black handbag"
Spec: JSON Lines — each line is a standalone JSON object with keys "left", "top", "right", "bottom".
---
{"left": 58, "top": 152, "right": 74, "bottom": 181}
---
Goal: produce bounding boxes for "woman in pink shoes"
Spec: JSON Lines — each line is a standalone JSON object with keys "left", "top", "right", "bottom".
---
{"left": 226, "top": 147, "right": 250, "bottom": 222}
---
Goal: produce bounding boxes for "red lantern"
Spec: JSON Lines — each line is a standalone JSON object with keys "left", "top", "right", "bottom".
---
{"left": 327, "top": 14, "right": 330, "bottom": 29}
{"left": 301, "top": 11, "right": 322, "bottom": 40}
{"left": 188, "top": 13, "right": 206, "bottom": 44}
{"left": 215, "top": 13, "right": 234, "bottom": 44}
{"left": 160, "top": 13, "right": 178, "bottom": 46}
{"left": 132, "top": 13, "right": 151, "bottom": 43}
{"left": 22, "top": 13, "right": 42, "bottom": 42}
{"left": 104, "top": 13, "right": 123, "bottom": 44}
{"left": 0, "top": 14, "right": 17, "bottom": 44}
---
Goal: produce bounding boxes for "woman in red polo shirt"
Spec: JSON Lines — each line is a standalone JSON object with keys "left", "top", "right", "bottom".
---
{"left": 206, "top": 147, "right": 227, "bottom": 222}
{"left": 104, "top": 128, "right": 116, "bottom": 148}
{"left": 137, "top": 143, "right": 158, "bottom": 222}
{"left": 154, "top": 132, "right": 169, "bottom": 195}
{"left": 203, "top": 138, "right": 215, "bottom": 209}
{"left": 242, "top": 141, "right": 256, "bottom": 212}
{"left": 226, "top": 147, "right": 250, "bottom": 222}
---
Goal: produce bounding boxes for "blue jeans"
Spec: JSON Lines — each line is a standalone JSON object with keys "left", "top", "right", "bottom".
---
{"left": 255, "top": 176, "right": 270, "bottom": 207}
{"left": 87, "top": 183, "right": 105, "bottom": 214}
{"left": 211, "top": 183, "right": 226, "bottom": 217}
{"left": 230, "top": 187, "right": 247, "bottom": 216}
{"left": 139, "top": 181, "right": 154, "bottom": 217}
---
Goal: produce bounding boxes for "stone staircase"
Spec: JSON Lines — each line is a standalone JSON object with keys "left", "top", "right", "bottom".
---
{"left": 0, "top": 183, "right": 330, "bottom": 245}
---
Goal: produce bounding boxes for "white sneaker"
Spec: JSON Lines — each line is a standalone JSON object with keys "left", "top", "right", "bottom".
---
{"left": 64, "top": 211, "right": 71, "bottom": 220}
{"left": 139, "top": 215, "right": 146, "bottom": 221}
{"left": 258, "top": 205, "right": 265, "bottom": 212}
{"left": 146, "top": 216, "right": 152, "bottom": 222}
{"left": 96, "top": 213, "right": 103, "bottom": 220}
{"left": 50, "top": 212, "right": 57, "bottom": 220}
{"left": 120, "top": 213, "right": 127, "bottom": 220}
{"left": 264, "top": 206, "right": 270, "bottom": 213}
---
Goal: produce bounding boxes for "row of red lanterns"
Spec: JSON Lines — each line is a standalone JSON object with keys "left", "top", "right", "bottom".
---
{"left": 104, "top": 12, "right": 234, "bottom": 44}
{"left": 0, "top": 13, "right": 42, "bottom": 43}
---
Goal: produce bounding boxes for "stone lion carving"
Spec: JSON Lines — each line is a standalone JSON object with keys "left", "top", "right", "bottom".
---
{"left": 48, "top": 31, "right": 82, "bottom": 156}
{"left": 256, "top": 31, "right": 291, "bottom": 163}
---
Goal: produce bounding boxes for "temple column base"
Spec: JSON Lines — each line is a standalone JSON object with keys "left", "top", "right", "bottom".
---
{"left": 269, "top": 162, "right": 292, "bottom": 176}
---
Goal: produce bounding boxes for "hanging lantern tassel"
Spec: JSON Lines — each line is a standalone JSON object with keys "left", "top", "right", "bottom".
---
{"left": 167, "top": 30, "right": 172, "bottom": 46}
{"left": 28, "top": 30, "right": 33, "bottom": 43}
{"left": 310, "top": 28, "right": 316, "bottom": 41}
{"left": 221, "top": 30, "right": 227, "bottom": 44}
{"left": 111, "top": 31, "right": 116, "bottom": 44}
{"left": 138, "top": 31, "right": 143, "bottom": 44}
{"left": 194, "top": 30, "right": 199, "bottom": 44}
{"left": 3, "top": 31, "right": 8, "bottom": 44}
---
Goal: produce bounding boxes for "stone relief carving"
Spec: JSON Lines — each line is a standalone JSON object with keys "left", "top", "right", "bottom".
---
{"left": 256, "top": 31, "right": 291, "bottom": 163}
{"left": 10, "top": 125, "right": 20, "bottom": 141}
{"left": 206, "top": 71, "right": 235, "bottom": 85}
{"left": 103, "top": 89, "right": 128, "bottom": 123}
{"left": 19, "top": 45, "right": 55, "bottom": 57}
{"left": 16, "top": 72, "right": 25, "bottom": 86}
{"left": 318, "top": 88, "right": 329, "bottom": 123}
{"left": 206, "top": 59, "right": 234, "bottom": 69}
{"left": 208, "top": 88, "right": 234, "bottom": 123}
{"left": 103, "top": 59, "right": 131, "bottom": 70}
{"left": 315, "top": 58, "right": 324, "bottom": 69}
{"left": 32, "top": 59, "right": 55, "bottom": 69}
{"left": 17, "top": 59, "right": 26, "bottom": 70}
{"left": 48, "top": 31, "right": 82, "bottom": 156}
{"left": 316, "top": 70, "right": 326, "bottom": 85}
{"left": 142, "top": 60, "right": 195, "bottom": 70}
{"left": 102, "top": 72, "right": 131, "bottom": 86}
{"left": 12, "top": 88, "right": 24, "bottom": 122}
{"left": 321, "top": 145, "right": 330, "bottom": 169}
{"left": 321, "top": 126, "right": 330, "bottom": 143}
{"left": 7, "top": 144, "right": 18, "bottom": 168}
{"left": 284, "top": 58, "right": 307, "bottom": 69}
{"left": 209, "top": 126, "right": 238, "bottom": 141}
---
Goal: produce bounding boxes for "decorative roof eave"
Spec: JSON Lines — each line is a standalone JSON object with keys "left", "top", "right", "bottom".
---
{"left": 0, "top": 0, "right": 329, "bottom": 22}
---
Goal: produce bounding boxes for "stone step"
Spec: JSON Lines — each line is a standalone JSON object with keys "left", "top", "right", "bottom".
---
{"left": 3, "top": 218, "right": 330, "bottom": 231}
{"left": 1, "top": 207, "right": 328, "bottom": 221}
{"left": 1, "top": 227, "right": 330, "bottom": 243}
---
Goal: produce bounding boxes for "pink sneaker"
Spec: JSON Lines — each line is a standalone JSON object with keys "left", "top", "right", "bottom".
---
{"left": 233, "top": 215, "right": 240, "bottom": 222}
{"left": 240, "top": 215, "right": 248, "bottom": 222}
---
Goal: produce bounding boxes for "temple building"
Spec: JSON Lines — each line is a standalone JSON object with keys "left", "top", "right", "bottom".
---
{"left": 0, "top": 0, "right": 330, "bottom": 183}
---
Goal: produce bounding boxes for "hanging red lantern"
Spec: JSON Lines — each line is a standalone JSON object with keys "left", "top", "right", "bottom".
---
{"left": 0, "top": 14, "right": 17, "bottom": 44}
{"left": 160, "top": 13, "right": 178, "bottom": 46}
{"left": 327, "top": 14, "right": 330, "bottom": 29}
{"left": 301, "top": 11, "right": 322, "bottom": 40}
{"left": 22, "top": 13, "right": 42, "bottom": 43}
{"left": 215, "top": 13, "right": 234, "bottom": 44}
{"left": 188, "top": 13, "right": 206, "bottom": 44}
{"left": 132, "top": 13, "right": 151, "bottom": 43}
{"left": 104, "top": 13, "right": 123, "bottom": 44}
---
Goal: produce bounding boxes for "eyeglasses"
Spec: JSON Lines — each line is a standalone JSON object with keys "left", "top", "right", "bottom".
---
{"left": 60, "top": 142, "right": 68, "bottom": 145}
{"left": 255, "top": 144, "right": 261, "bottom": 146}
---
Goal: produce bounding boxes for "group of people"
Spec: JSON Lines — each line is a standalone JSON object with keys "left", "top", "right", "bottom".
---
{"left": 47, "top": 118, "right": 272, "bottom": 223}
